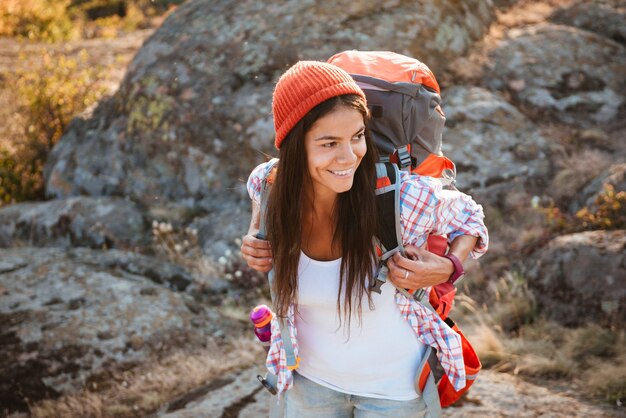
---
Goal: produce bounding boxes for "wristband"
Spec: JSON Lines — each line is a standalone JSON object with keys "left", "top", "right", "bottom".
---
{"left": 443, "top": 253, "right": 465, "bottom": 285}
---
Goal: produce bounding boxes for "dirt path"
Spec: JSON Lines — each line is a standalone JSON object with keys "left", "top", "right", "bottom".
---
{"left": 154, "top": 366, "right": 622, "bottom": 418}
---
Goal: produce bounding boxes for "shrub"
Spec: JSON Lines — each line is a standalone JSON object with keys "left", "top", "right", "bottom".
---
{"left": 0, "top": 49, "right": 109, "bottom": 206}
{"left": 0, "top": 0, "right": 77, "bottom": 42}
{"left": 576, "top": 183, "right": 626, "bottom": 230}
{"left": 0, "top": 0, "right": 184, "bottom": 41}
{"left": 534, "top": 182, "right": 626, "bottom": 236}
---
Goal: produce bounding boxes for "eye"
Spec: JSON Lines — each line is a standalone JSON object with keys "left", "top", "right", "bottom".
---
{"left": 352, "top": 132, "right": 365, "bottom": 141}
{"left": 322, "top": 141, "right": 336, "bottom": 148}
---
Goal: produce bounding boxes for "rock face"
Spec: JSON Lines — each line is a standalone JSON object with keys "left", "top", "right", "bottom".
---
{"left": 524, "top": 230, "right": 626, "bottom": 326}
{"left": 568, "top": 163, "right": 626, "bottom": 214}
{"left": 549, "top": 1, "right": 626, "bottom": 46}
{"left": 442, "top": 86, "right": 550, "bottom": 191}
{"left": 484, "top": 24, "right": 626, "bottom": 127}
{"left": 0, "top": 196, "right": 148, "bottom": 250}
{"left": 44, "top": 0, "right": 497, "bottom": 208}
{"left": 0, "top": 247, "right": 213, "bottom": 412}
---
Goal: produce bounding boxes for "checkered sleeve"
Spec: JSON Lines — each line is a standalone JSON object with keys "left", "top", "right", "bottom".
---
{"left": 246, "top": 159, "right": 278, "bottom": 206}
{"left": 399, "top": 172, "right": 488, "bottom": 259}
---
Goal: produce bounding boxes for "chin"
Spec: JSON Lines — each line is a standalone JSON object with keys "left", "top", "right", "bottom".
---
{"left": 334, "top": 181, "right": 354, "bottom": 194}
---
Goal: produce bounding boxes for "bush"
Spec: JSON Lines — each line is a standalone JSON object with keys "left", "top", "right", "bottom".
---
{"left": 0, "top": 0, "right": 77, "bottom": 42}
{"left": 535, "top": 182, "right": 626, "bottom": 235}
{"left": 0, "top": 49, "right": 109, "bottom": 206}
{"left": 0, "top": 0, "right": 184, "bottom": 41}
{"left": 576, "top": 183, "right": 626, "bottom": 230}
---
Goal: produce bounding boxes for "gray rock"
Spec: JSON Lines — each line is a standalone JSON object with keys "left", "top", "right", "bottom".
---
{"left": 569, "top": 163, "right": 626, "bottom": 214}
{"left": 523, "top": 230, "right": 626, "bottom": 326}
{"left": 157, "top": 366, "right": 267, "bottom": 418}
{"left": 549, "top": 1, "right": 626, "bottom": 46}
{"left": 192, "top": 195, "right": 250, "bottom": 260}
{"left": 442, "top": 86, "right": 550, "bottom": 191}
{"left": 0, "top": 247, "right": 216, "bottom": 413}
{"left": 484, "top": 23, "right": 626, "bottom": 127}
{"left": 0, "top": 196, "right": 148, "bottom": 250}
{"left": 44, "top": 0, "right": 497, "bottom": 208}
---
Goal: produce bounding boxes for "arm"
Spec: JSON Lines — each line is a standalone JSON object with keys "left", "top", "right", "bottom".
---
{"left": 388, "top": 174, "right": 488, "bottom": 289}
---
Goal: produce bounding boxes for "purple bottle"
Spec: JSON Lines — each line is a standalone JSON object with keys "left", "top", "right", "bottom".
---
{"left": 250, "top": 305, "right": 273, "bottom": 348}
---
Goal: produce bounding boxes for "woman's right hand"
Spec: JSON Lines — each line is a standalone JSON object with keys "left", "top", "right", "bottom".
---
{"left": 240, "top": 234, "right": 273, "bottom": 273}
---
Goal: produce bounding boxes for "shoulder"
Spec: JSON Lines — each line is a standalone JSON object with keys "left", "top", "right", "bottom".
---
{"left": 249, "top": 158, "right": 279, "bottom": 182}
{"left": 247, "top": 158, "right": 279, "bottom": 203}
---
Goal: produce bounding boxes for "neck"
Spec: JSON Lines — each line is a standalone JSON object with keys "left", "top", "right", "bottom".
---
{"left": 303, "top": 184, "right": 338, "bottom": 220}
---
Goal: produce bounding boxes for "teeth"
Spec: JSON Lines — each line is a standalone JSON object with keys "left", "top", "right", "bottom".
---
{"left": 330, "top": 168, "right": 352, "bottom": 176}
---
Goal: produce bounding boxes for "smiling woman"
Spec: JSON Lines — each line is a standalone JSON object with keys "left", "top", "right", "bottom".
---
{"left": 240, "top": 61, "right": 488, "bottom": 418}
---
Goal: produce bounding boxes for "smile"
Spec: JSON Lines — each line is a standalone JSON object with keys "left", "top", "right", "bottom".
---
{"left": 328, "top": 168, "right": 353, "bottom": 177}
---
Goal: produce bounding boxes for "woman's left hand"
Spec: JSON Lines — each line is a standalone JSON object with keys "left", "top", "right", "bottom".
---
{"left": 386, "top": 245, "right": 453, "bottom": 290}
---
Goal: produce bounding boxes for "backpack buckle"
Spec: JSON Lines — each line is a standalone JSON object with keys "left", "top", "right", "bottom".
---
{"left": 396, "top": 145, "right": 411, "bottom": 168}
{"left": 370, "top": 264, "right": 389, "bottom": 294}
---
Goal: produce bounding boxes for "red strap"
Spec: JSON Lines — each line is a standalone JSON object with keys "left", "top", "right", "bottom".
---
{"left": 418, "top": 361, "right": 432, "bottom": 392}
{"left": 376, "top": 176, "right": 391, "bottom": 189}
{"left": 412, "top": 154, "right": 455, "bottom": 178}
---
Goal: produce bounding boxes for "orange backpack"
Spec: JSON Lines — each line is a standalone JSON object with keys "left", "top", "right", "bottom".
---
{"left": 331, "top": 50, "right": 482, "bottom": 410}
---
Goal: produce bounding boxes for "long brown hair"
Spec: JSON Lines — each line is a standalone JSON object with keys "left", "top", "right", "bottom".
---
{"left": 266, "top": 94, "right": 379, "bottom": 324}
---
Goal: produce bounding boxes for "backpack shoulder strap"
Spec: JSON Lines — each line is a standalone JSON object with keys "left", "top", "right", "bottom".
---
{"left": 371, "top": 162, "right": 405, "bottom": 294}
{"left": 374, "top": 162, "right": 404, "bottom": 259}
{"left": 253, "top": 160, "right": 299, "bottom": 383}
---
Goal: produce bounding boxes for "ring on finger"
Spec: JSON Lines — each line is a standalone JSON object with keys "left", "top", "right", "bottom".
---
{"left": 404, "top": 269, "right": 410, "bottom": 280}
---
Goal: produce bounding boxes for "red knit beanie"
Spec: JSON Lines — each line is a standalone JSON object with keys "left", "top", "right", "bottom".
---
{"left": 272, "top": 61, "right": 366, "bottom": 149}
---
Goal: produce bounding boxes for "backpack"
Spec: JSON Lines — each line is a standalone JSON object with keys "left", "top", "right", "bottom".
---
{"left": 328, "top": 50, "right": 481, "bottom": 410}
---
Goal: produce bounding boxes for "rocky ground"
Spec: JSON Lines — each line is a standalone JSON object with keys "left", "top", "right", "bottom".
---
{"left": 153, "top": 366, "right": 624, "bottom": 418}
{"left": 1, "top": 0, "right": 625, "bottom": 416}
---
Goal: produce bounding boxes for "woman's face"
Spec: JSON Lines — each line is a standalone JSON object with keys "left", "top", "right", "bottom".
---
{"left": 304, "top": 105, "right": 367, "bottom": 198}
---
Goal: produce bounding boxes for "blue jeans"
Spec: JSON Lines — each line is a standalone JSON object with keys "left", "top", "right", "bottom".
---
{"left": 283, "top": 372, "right": 429, "bottom": 418}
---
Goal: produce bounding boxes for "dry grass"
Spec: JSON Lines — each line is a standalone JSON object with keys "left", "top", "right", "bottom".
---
{"left": 29, "top": 337, "right": 264, "bottom": 418}
{"left": 458, "top": 277, "right": 624, "bottom": 405}
{"left": 586, "top": 352, "right": 626, "bottom": 403}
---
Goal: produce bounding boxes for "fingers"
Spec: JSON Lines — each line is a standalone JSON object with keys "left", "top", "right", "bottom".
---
{"left": 404, "top": 245, "right": 428, "bottom": 261}
{"left": 241, "top": 234, "right": 273, "bottom": 272}
{"left": 246, "top": 257, "right": 273, "bottom": 273}
{"left": 386, "top": 254, "right": 413, "bottom": 288}
{"left": 241, "top": 234, "right": 272, "bottom": 257}
{"left": 390, "top": 252, "right": 415, "bottom": 271}
{"left": 387, "top": 251, "right": 430, "bottom": 289}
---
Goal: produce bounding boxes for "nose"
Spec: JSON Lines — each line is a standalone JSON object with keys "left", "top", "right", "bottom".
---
{"left": 336, "top": 141, "right": 357, "bottom": 164}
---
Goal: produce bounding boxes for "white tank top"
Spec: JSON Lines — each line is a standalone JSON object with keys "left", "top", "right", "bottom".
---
{"left": 295, "top": 251, "right": 426, "bottom": 400}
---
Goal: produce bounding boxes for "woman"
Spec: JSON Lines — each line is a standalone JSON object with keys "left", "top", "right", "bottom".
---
{"left": 243, "top": 61, "right": 488, "bottom": 417}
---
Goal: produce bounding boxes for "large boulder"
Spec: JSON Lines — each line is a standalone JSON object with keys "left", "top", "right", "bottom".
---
{"left": 442, "top": 86, "right": 550, "bottom": 192}
{"left": 484, "top": 23, "right": 626, "bottom": 127}
{"left": 44, "top": 0, "right": 497, "bottom": 209}
{"left": 0, "top": 196, "right": 148, "bottom": 250}
{"left": 523, "top": 230, "right": 626, "bottom": 327}
{"left": 549, "top": 1, "right": 626, "bottom": 46}
{"left": 0, "top": 247, "right": 218, "bottom": 413}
